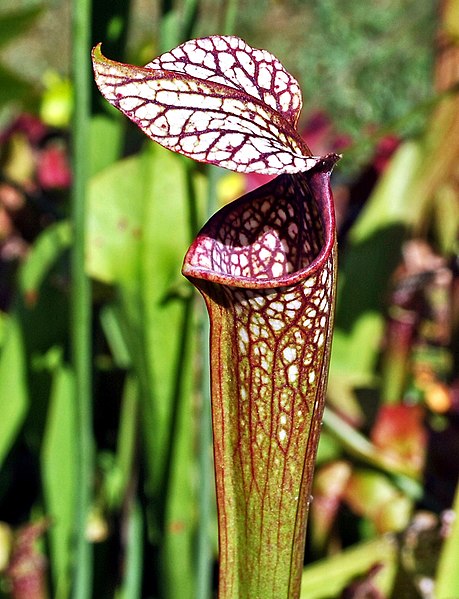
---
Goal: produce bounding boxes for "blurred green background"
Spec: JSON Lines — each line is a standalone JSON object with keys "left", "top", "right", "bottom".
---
{"left": 0, "top": 1, "right": 458, "bottom": 598}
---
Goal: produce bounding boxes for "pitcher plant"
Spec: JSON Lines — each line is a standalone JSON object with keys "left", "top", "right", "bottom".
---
{"left": 92, "top": 35, "right": 339, "bottom": 599}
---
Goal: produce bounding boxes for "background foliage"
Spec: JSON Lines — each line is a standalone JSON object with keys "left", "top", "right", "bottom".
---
{"left": 0, "top": 1, "right": 458, "bottom": 598}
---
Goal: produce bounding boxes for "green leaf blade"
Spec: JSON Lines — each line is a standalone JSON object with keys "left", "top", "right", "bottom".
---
{"left": 0, "top": 314, "right": 29, "bottom": 469}
{"left": 41, "top": 360, "right": 77, "bottom": 599}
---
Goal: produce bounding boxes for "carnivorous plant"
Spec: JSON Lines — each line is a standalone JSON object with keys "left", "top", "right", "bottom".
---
{"left": 92, "top": 35, "right": 338, "bottom": 599}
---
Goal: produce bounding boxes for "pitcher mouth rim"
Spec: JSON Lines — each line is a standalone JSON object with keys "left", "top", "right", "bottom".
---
{"left": 182, "top": 154, "right": 338, "bottom": 290}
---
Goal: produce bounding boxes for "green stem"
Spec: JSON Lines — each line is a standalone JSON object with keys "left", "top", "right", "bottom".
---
{"left": 71, "top": 0, "right": 93, "bottom": 597}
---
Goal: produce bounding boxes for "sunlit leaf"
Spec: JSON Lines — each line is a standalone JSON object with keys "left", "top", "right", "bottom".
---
{"left": 89, "top": 114, "right": 124, "bottom": 177}
{"left": 19, "top": 221, "right": 72, "bottom": 304}
{"left": 92, "top": 37, "right": 321, "bottom": 175}
{"left": 0, "top": 314, "right": 28, "bottom": 469}
{"left": 145, "top": 36, "right": 303, "bottom": 127}
{"left": 41, "top": 358, "right": 76, "bottom": 599}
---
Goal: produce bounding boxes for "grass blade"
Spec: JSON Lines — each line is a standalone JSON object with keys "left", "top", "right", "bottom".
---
{"left": 0, "top": 314, "right": 29, "bottom": 469}
{"left": 41, "top": 360, "right": 77, "bottom": 599}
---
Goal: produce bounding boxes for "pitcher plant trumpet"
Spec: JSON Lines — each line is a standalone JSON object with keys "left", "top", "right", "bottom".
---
{"left": 93, "top": 35, "right": 339, "bottom": 599}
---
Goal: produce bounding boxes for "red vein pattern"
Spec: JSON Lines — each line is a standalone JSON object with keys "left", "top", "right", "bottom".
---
{"left": 145, "top": 36, "right": 303, "bottom": 127}
{"left": 183, "top": 156, "right": 338, "bottom": 598}
{"left": 92, "top": 38, "right": 321, "bottom": 175}
{"left": 92, "top": 34, "right": 339, "bottom": 599}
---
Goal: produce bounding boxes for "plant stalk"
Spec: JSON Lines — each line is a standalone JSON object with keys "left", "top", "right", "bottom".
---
{"left": 71, "top": 0, "right": 93, "bottom": 596}
{"left": 183, "top": 156, "right": 339, "bottom": 599}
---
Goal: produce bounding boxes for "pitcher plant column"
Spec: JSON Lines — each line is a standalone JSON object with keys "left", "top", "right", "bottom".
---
{"left": 92, "top": 35, "right": 339, "bottom": 599}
